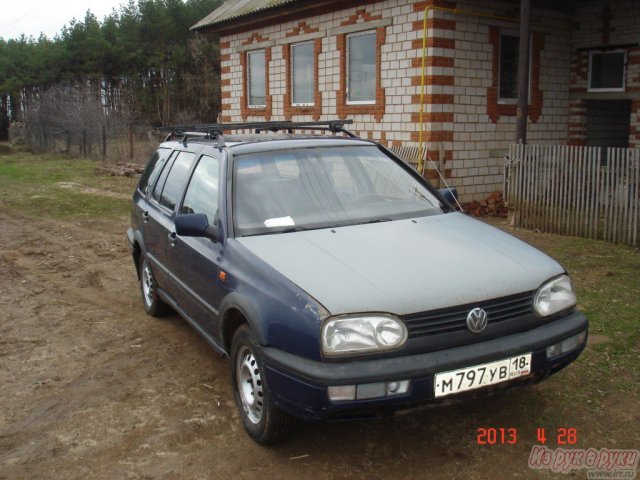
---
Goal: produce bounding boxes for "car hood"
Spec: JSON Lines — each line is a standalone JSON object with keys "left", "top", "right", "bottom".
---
{"left": 236, "top": 212, "right": 564, "bottom": 315}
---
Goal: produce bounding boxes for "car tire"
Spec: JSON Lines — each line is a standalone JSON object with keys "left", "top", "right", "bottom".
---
{"left": 231, "top": 325, "right": 293, "bottom": 444}
{"left": 139, "top": 256, "right": 169, "bottom": 317}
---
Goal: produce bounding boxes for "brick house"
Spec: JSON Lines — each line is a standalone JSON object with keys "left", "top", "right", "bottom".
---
{"left": 192, "top": 0, "right": 640, "bottom": 201}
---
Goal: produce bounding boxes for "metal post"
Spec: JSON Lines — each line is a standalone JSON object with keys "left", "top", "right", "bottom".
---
{"left": 516, "top": 0, "right": 531, "bottom": 143}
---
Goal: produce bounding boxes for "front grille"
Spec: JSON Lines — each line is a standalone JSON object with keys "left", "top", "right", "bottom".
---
{"left": 402, "top": 291, "right": 534, "bottom": 338}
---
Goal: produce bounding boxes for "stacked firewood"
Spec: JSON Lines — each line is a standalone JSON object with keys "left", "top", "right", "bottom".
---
{"left": 96, "top": 162, "right": 145, "bottom": 177}
{"left": 462, "top": 191, "right": 508, "bottom": 218}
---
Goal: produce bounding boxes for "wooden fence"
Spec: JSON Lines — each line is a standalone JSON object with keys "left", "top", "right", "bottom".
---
{"left": 506, "top": 144, "right": 640, "bottom": 246}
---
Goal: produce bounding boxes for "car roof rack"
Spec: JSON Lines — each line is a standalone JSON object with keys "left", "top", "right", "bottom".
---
{"left": 159, "top": 119, "right": 356, "bottom": 146}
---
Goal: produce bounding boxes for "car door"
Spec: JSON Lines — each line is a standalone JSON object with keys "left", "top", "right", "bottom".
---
{"left": 136, "top": 147, "right": 172, "bottom": 262}
{"left": 168, "top": 152, "right": 224, "bottom": 336}
{"left": 146, "top": 149, "right": 198, "bottom": 300}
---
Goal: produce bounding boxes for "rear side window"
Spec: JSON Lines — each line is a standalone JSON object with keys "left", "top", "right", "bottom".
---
{"left": 139, "top": 148, "right": 172, "bottom": 195}
{"left": 151, "top": 151, "right": 177, "bottom": 203}
{"left": 153, "top": 151, "right": 196, "bottom": 211}
{"left": 181, "top": 155, "right": 220, "bottom": 224}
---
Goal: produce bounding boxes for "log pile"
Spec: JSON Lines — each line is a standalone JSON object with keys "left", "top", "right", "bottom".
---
{"left": 96, "top": 162, "right": 145, "bottom": 177}
{"left": 462, "top": 191, "right": 508, "bottom": 218}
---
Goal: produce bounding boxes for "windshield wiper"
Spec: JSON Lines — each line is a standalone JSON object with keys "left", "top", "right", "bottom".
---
{"left": 358, "top": 217, "right": 393, "bottom": 225}
{"left": 280, "top": 226, "right": 312, "bottom": 233}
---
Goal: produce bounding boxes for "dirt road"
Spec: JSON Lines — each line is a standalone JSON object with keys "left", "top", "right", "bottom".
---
{"left": 0, "top": 210, "right": 636, "bottom": 480}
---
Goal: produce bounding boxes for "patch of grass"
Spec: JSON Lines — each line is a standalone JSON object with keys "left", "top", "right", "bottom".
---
{"left": 0, "top": 150, "right": 138, "bottom": 221}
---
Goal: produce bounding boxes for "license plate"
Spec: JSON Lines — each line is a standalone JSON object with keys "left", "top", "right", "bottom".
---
{"left": 434, "top": 353, "right": 532, "bottom": 398}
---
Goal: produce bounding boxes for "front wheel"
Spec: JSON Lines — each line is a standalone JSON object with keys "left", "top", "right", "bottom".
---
{"left": 231, "top": 325, "right": 293, "bottom": 443}
{"left": 139, "top": 256, "right": 169, "bottom": 317}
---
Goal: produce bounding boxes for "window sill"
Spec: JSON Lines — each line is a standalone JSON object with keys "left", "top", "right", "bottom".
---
{"left": 498, "top": 99, "right": 532, "bottom": 105}
{"left": 587, "top": 87, "right": 625, "bottom": 93}
{"left": 346, "top": 100, "right": 376, "bottom": 106}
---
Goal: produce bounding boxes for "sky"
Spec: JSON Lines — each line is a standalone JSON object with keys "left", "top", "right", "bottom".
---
{"left": 0, "top": 0, "right": 128, "bottom": 40}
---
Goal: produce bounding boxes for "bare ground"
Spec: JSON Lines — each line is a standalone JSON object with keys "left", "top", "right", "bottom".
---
{"left": 0, "top": 210, "right": 638, "bottom": 480}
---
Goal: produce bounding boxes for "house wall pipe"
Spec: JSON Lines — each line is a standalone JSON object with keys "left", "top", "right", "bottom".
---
{"left": 516, "top": 0, "right": 531, "bottom": 143}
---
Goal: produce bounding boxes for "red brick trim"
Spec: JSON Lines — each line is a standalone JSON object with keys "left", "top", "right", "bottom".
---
{"left": 242, "top": 32, "right": 269, "bottom": 46}
{"left": 285, "top": 21, "right": 319, "bottom": 37}
{"left": 409, "top": 5, "right": 456, "bottom": 172}
{"left": 630, "top": 100, "right": 640, "bottom": 148}
{"left": 411, "top": 37, "right": 456, "bottom": 50}
{"left": 570, "top": 50, "right": 589, "bottom": 94}
{"left": 411, "top": 93, "right": 455, "bottom": 105}
{"left": 240, "top": 47, "right": 272, "bottom": 121}
{"left": 487, "top": 27, "right": 544, "bottom": 123}
{"left": 340, "top": 8, "right": 382, "bottom": 25}
{"left": 410, "top": 130, "right": 453, "bottom": 142}
{"left": 410, "top": 112, "right": 454, "bottom": 123}
{"left": 283, "top": 39, "right": 322, "bottom": 121}
{"left": 336, "top": 24, "right": 386, "bottom": 122}
{"left": 568, "top": 99, "right": 587, "bottom": 146}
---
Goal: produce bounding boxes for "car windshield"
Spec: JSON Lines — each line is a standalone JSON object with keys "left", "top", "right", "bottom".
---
{"left": 233, "top": 145, "right": 447, "bottom": 236}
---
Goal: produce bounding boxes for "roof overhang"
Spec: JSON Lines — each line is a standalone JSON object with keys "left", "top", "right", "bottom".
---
{"left": 191, "top": 0, "right": 350, "bottom": 35}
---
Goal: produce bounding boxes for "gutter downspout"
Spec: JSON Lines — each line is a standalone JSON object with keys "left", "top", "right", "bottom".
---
{"left": 516, "top": 0, "right": 531, "bottom": 143}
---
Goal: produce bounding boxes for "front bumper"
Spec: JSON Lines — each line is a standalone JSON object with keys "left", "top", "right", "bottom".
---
{"left": 259, "top": 310, "right": 588, "bottom": 421}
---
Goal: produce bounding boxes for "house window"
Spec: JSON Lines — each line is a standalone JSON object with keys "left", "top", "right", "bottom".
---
{"left": 499, "top": 33, "right": 533, "bottom": 102}
{"left": 499, "top": 34, "right": 519, "bottom": 100}
{"left": 292, "top": 42, "right": 314, "bottom": 105}
{"left": 588, "top": 51, "right": 626, "bottom": 92}
{"left": 247, "top": 49, "right": 266, "bottom": 107}
{"left": 347, "top": 31, "right": 376, "bottom": 104}
{"left": 488, "top": 27, "right": 543, "bottom": 123}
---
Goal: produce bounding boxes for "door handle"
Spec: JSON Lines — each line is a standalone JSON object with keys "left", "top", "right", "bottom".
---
{"left": 168, "top": 231, "right": 177, "bottom": 247}
{"left": 142, "top": 211, "right": 149, "bottom": 223}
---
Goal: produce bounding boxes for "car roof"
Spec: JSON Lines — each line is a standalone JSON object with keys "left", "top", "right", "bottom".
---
{"left": 159, "top": 134, "right": 375, "bottom": 155}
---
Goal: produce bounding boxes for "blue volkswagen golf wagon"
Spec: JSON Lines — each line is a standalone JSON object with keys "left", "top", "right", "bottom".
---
{"left": 127, "top": 120, "right": 588, "bottom": 443}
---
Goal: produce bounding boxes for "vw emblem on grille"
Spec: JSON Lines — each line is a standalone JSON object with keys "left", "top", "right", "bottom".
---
{"left": 466, "top": 307, "right": 488, "bottom": 334}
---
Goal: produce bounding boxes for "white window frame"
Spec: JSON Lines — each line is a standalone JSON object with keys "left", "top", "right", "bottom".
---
{"left": 346, "top": 30, "right": 376, "bottom": 105}
{"left": 498, "top": 31, "right": 532, "bottom": 104}
{"left": 291, "top": 41, "right": 315, "bottom": 107}
{"left": 587, "top": 50, "right": 627, "bottom": 93}
{"left": 247, "top": 49, "right": 266, "bottom": 108}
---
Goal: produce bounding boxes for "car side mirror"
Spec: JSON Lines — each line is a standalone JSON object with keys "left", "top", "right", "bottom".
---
{"left": 175, "top": 213, "right": 218, "bottom": 242}
{"left": 439, "top": 187, "right": 458, "bottom": 206}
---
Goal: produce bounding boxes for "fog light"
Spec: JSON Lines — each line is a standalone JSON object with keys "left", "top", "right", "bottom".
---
{"left": 387, "top": 380, "right": 410, "bottom": 396}
{"left": 546, "top": 330, "right": 587, "bottom": 359}
{"left": 328, "top": 385, "right": 356, "bottom": 401}
{"left": 546, "top": 343, "right": 562, "bottom": 358}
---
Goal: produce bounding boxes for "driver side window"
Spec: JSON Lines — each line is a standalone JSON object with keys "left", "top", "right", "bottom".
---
{"left": 181, "top": 155, "right": 221, "bottom": 225}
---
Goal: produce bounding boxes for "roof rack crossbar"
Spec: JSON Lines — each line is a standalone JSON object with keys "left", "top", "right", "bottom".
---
{"left": 159, "top": 119, "right": 354, "bottom": 145}
{"left": 161, "top": 119, "right": 353, "bottom": 134}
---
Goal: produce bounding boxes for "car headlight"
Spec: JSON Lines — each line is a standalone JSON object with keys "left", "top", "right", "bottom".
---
{"left": 322, "top": 315, "right": 408, "bottom": 356}
{"left": 534, "top": 275, "right": 576, "bottom": 317}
